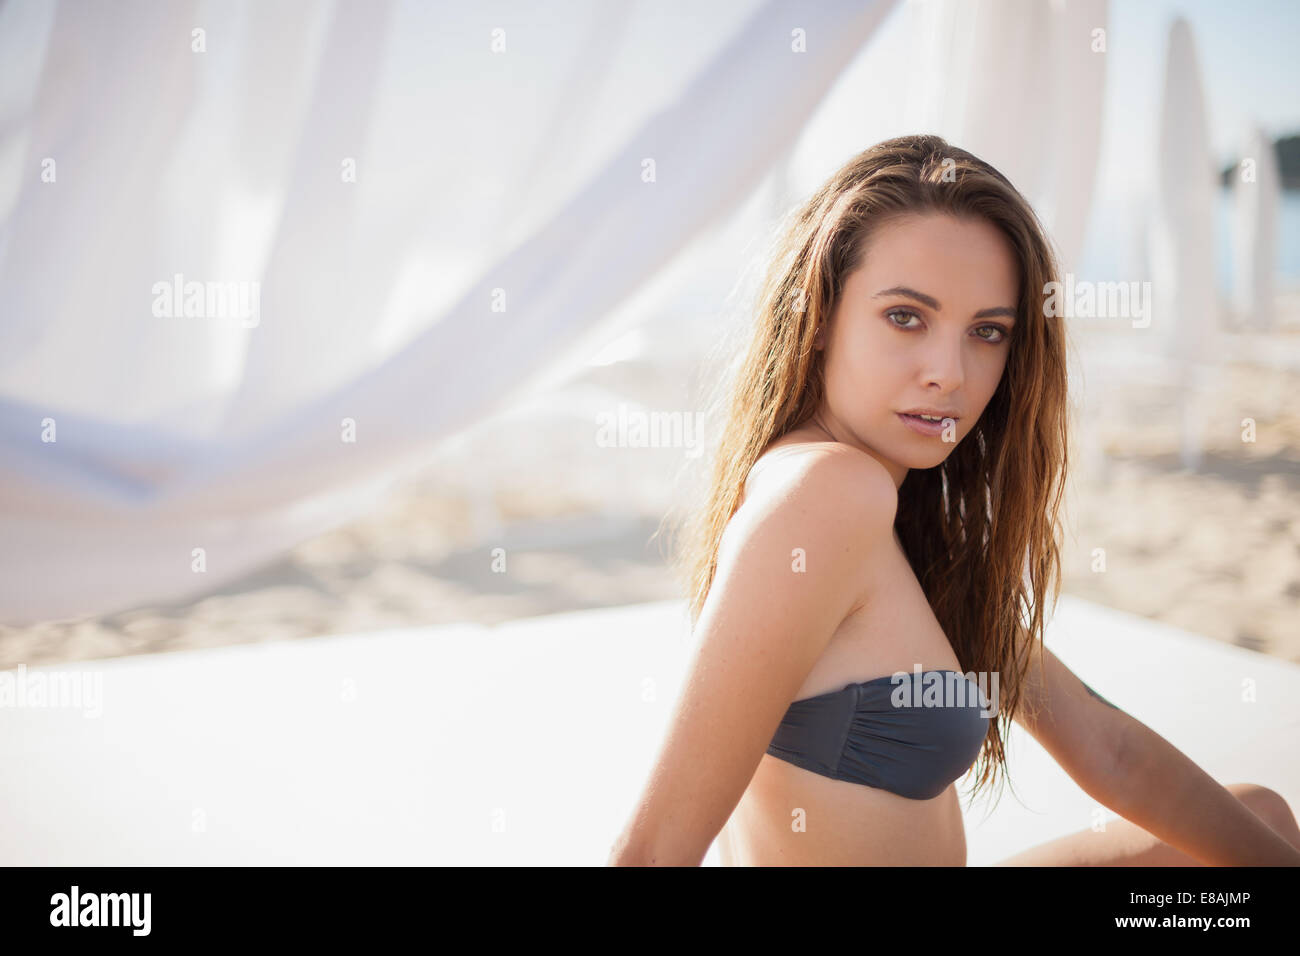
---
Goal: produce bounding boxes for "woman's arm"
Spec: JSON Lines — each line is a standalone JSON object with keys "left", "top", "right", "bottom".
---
{"left": 607, "top": 450, "right": 897, "bottom": 865}
{"left": 1100, "top": 704, "right": 1300, "bottom": 866}
{"left": 1014, "top": 647, "right": 1300, "bottom": 865}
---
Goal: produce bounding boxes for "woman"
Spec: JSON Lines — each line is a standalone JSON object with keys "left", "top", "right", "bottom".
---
{"left": 607, "top": 134, "right": 1300, "bottom": 866}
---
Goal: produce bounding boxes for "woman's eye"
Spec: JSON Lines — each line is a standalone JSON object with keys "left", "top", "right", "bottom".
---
{"left": 885, "top": 308, "right": 920, "bottom": 329}
{"left": 886, "top": 309, "right": 1009, "bottom": 343}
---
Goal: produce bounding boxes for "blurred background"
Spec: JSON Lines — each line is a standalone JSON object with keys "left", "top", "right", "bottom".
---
{"left": 2, "top": 0, "right": 1299, "bottom": 668}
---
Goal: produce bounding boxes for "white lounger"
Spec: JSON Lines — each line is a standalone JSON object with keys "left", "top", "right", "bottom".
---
{"left": 0, "top": 595, "right": 1294, "bottom": 865}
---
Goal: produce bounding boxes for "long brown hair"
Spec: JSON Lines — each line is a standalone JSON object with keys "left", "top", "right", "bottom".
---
{"left": 655, "top": 133, "right": 1075, "bottom": 810}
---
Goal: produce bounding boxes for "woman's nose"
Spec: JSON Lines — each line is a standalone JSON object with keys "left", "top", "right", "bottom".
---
{"left": 921, "top": 336, "right": 965, "bottom": 391}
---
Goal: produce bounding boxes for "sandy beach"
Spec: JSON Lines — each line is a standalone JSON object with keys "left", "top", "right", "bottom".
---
{"left": 1059, "top": 348, "right": 1300, "bottom": 656}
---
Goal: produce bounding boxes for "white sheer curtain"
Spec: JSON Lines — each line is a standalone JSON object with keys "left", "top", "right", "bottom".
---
{"left": 902, "top": 0, "right": 1108, "bottom": 276}
{"left": 0, "top": 0, "right": 901, "bottom": 624}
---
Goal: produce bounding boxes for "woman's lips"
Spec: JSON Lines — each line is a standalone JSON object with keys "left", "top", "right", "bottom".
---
{"left": 897, "top": 413, "right": 952, "bottom": 436}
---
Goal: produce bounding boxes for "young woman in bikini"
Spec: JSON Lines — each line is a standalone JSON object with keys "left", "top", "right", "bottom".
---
{"left": 608, "top": 134, "right": 1300, "bottom": 866}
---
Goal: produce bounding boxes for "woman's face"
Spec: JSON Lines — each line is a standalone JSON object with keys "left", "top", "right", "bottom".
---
{"left": 812, "top": 212, "right": 1019, "bottom": 488}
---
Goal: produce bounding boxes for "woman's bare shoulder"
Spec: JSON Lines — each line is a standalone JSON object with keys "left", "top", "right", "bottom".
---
{"left": 732, "top": 437, "right": 897, "bottom": 545}
{"left": 744, "top": 436, "right": 897, "bottom": 515}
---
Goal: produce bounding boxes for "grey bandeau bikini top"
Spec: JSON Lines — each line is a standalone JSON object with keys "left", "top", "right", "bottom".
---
{"left": 765, "top": 670, "right": 992, "bottom": 800}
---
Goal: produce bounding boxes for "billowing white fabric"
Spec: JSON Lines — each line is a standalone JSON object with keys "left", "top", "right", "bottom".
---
{"left": 0, "top": 0, "right": 902, "bottom": 624}
{"left": 915, "top": 0, "right": 1057, "bottom": 204}
{"left": 898, "top": 0, "right": 1107, "bottom": 276}
{"left": 1042, "top": 0, "right": 1108, "bottom": 276}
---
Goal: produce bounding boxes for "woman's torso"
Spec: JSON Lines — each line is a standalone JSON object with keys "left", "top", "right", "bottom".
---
{"left": 717, "top": 428, "right": 970, "bottom": 866}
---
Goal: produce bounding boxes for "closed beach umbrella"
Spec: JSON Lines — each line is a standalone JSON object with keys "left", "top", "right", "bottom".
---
{"left": 1149, "top": 16, "right": 1219, "bottom": 471}
{"left": 1150, "top": 15, "right": 1217, "bottom": 366}
{"left": 1231, "top": 125, "right": 1280, "bottom": 331}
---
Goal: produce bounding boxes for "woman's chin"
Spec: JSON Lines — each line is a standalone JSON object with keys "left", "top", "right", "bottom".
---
{"left": 899, "top": 448, "right": 956, "bottom": 471}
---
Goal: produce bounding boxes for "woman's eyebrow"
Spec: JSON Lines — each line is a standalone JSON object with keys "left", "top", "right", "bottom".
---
{"left": 873, "top": 285, "right": 1016, "bottom": 321}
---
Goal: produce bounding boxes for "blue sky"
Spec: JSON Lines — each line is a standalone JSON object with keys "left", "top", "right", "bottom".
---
{"left": 1109, "top": 0, "right": 1300, "bottom": 160}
